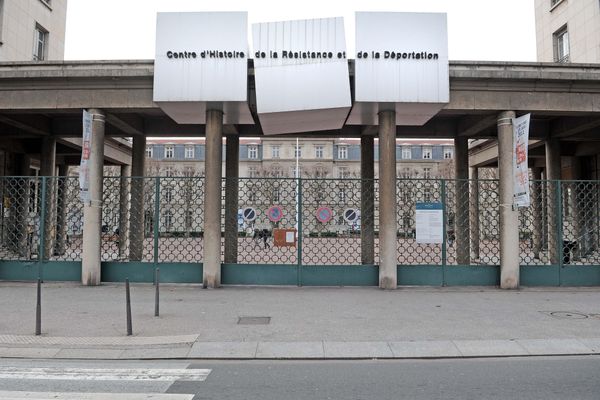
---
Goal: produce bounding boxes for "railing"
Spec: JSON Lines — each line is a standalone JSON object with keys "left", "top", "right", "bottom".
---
{"left": 0, "top": 177, "right": 598, "bottom": 269}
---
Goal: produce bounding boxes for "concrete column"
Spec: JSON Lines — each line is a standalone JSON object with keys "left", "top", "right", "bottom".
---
{"left": 82, "top": 109, "right": 105, "bottom": 286}
{"left": 129, "top": 136, "right": 146, "bottom": 261}
{"left": 55, "top": 164, "right": 69, "bottom": 256}
{"left": 378, "top": 110, "right": 397, "bottom": 289}
{"left": 545, "top": 138, "right": 561, "bottom": 265}
{"left": 469, "top": 167, "right": 480, "bottom": 261}
{"left": 203, "top": 110, "right": 223, "bottom": 288}
{"left": 40, "top": 136, "right": 57, "bottom": 260}
{"left": 498, "top": 111, "right": 519, "bottom": 289}
{"left": 118, "top": 165, "right": 131, "bottom": 259}
{"left": 454, "top": 137, "right": 470, "bottom": 265}
{"left": 361, "top": 135, "right": 375, "bottom": 265}
{"left": 224, "top": 135, "right": 239, "bottom": 264}
{"left": 531, "top": 167, "right": 543, "bottom": 259}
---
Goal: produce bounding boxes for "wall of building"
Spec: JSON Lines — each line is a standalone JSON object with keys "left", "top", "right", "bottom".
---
{"left": 0, "top": 0, "right": 67, "bottom": 61}
{"left": 535, "top": 0, "right": 600, "bottom": 63}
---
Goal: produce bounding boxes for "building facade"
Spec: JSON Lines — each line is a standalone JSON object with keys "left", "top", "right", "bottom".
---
{"left": 0, "top": 0, "right": 67, "bottom": 62}
{"left": 535, "top": 0, "right": 600, "bottom": 63}
{"left": 146, "top": 138, "right": 455, "bottom": 180}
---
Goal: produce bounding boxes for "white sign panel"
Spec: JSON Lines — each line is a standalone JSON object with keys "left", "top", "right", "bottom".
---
{"left": 513, "top": 114, "right": 531, "bottom": 208}
{"left": 349, "top": 12, "right": 449, "bottom": 126}
{"left": 416, "top": 203, "right": 444, "bottom": 244}
{"left": 153, "top": 12, "right": 252, "bottom": 124}
{"left": 252, "top": 17, "right": 352, "bottom": 134}
{"left": 80, "top": 109, "right": 92, "bottom": 203}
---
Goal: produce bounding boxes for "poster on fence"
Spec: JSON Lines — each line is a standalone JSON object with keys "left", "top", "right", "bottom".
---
{"left": 80, "top": 109, "right": 92, "bottom": 203}
{"left": 416, "top": 203, "right": 443, "bottom": 244}
{"left": 512, "top": 113, "right": 531, "bottom": 207}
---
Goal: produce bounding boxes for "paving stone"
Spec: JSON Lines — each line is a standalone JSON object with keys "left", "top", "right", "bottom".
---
{"left": 256, "top": 342, "right": 324, "bottom": 359}
{"left": 188, "top": 342, "right": 258, "bottom": 359}
{"left": 54, "top": 348, "right": 125, "bottom": 359}
{"left": 388, "top": 340, "right": 461, "bottom": 358}
{"left": 323, "top": 342, "right": 393, "bottom": 358}
{"left": 119, "top": 347, "right": 191, "bottom": 359}
{"left": 453, "top": 340, "right": 528, "bottom": 357}
{"left": 578, "top": 338, "right": 600, "bottom": 353}
{"left": 516, "top": 339, "right": 593, "bottom": 355}
{"left": 0, "top": 347, "right": 60, "bottom": 358}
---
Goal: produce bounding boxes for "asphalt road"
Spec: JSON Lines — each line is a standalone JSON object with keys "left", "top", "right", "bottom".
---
{"left": 1, "top": 356, "right": 599, "bottom": 399}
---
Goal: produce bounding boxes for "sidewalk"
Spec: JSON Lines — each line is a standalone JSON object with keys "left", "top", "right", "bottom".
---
{"left": 1, "top": 282, "right": 599, "bottom": 360}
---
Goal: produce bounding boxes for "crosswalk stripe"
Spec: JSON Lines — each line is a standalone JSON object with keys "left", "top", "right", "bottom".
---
{"left": 0, "top": 367, "right": 211, "bottom": 382}
{"left": 0, "top": 392, "right": 195, "bottom": 400}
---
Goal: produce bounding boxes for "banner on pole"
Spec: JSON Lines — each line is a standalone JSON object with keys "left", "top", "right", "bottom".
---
{"left": 512, "top": 113, "right": 531, "bottom": 207}
{"left": 80, "top": 109, "right": 92, "bottom": 203}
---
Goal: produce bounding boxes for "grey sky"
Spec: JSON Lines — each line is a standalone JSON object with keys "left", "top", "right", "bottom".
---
{"left": 65, "top": 0, "right": 536, "bottom": 61}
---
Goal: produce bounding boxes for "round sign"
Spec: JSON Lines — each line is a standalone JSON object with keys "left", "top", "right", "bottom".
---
{"left": 316, "top": 206, "right": 333, "bottom": 223}
{"left": 267, "top": 206, "right": 283, "bottom": 222}
{"left": 242, "top": 207, "right": 257, "bottom": 222}
{"left": 343, "top": 208, "right": 360, "bottom": 224}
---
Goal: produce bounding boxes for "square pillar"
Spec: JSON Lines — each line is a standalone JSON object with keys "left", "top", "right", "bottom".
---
{"left": 224, "top": 135, "right": 239, "bottom": 264}
{"left": 361, "top": 134, "right": 375, "bottom": 265}
{"left": 454, "top": 137, "right": 470, "bottom": 265}
{"left": 129, "top": 136, "right": 146, "bottom": 261}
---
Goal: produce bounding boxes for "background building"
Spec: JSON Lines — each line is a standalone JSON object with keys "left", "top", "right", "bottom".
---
{"left": 0, "top": 0, "right": 68, "bottom": 62}
{"left": 145, "top": 138, "right": 455, "bottom": 179}
{"left": 535, "top": 0, "right": 600, "bottom": 63}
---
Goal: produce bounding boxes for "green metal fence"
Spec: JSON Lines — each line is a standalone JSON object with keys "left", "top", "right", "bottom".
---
{"left": 0, "top": 176, "right": 599, "bottom": 285}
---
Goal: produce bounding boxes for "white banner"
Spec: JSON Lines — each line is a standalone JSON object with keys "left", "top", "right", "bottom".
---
{"left": 80, "top": 110, "right": 92, "bottom": 203}
{"left": 512, "top": 113, "right": 531, "bottom": 207}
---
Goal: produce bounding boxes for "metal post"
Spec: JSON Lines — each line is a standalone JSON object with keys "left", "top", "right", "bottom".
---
{"left": 557, "top": 181, "right": 564, "bottom": 272}
{"left": 441, "top": 179, "right": 447, "bottom": 286}
{"left": 155, "top": 268, "right": 160, "bottom": 317}
{"left": 35, "top": 277, "right": 41, "bottom": 336}
{"left": 38, "top": 177, "right": 47, "bottom": 280}
{"left": 125, "top": 278, "right": 132, "bottom": 336}
{"left": 297, "top": 178, "right": 303, "bottom": 287}
{"left": 154, "top": 177, "right": 160, "bottom": 267}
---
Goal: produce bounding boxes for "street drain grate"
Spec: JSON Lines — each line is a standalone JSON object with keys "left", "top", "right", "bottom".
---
{"left": 238, "top": 316, "right": 271, "bottom": 325}
{"left": 547, "top": 311, "right": 589, "bottom": 319}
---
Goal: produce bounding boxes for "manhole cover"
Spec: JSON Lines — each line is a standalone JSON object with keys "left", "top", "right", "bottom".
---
{"left": 548, "top": 311, "right": 589, "bottom": 320}
{"left": 238, "top": 316, "right": 271, "bottom": 325}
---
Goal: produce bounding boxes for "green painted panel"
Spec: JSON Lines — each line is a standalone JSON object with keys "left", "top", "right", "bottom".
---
{"left": 101, "top": 262, "right": 202, "bottom": 283}
{"left": 560, "top": 265, "right": 600, "bottom": 286}
{"left": 0, "top": 261, "right": 40, "bottom": 281}
{"left": 0, "top": 261, "right": 81, "bottom": 282}
{"left": 520, "top": 265, "right": 560, "bottom": 286}
{"left": 397, "top": 266, "right": 443, "bottom": 286}
{"left": 443, "top": 265, "right": 500, "bottom": 286}
{"left": 222, "top": 264, "right": 298, "bottom": 286}
{"left": 301, "top": 265, "right": 378, "bottom": 286}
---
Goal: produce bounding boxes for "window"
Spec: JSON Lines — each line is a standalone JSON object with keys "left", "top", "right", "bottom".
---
{"left": 402, "top": 147, "right": 412, "bottom": 160}
{"left": 164, "top": 166, "right": 174, "bottom": 177}
{"left": 315, "top": 145, "right": 324, "bottom": 159}
{"left": 294, "top": 145, "right": 302, "bottom": 158}
{"left": 248, "top": 145, "right": 258, "bottom": 159}
{"left": 400, "top": 167, "right": 411, "bottom": 178}
{"left": 271, "top": 145, "right": 280, "bottom": 159}
{"left": 164, "top": 145, "right": 174, "bottom": 159}
{"left": 423, "top": 167, "right": 432, "bottom": 179}
{"left": 291, "top": 166, "right": 302, "bottom": 178}
{"left": 163, "top": 210, "right": 172, "bottom": 231}
{"left": 422, "top": 147, "right": 432, "bottom": 159}
{"left": 247, "top": 166, "right": 259, "bottom": 178}
{"left": 183, "top": 166, "right": 195, "bottom": 177}
{"left": 184, "top": 145, "right": 194, "bottom": 159}
{"left": 33, "top": 24, "right": 48, "bottom": 61}
{"left": 554, "top": 25, "right": 570, "bottom": 63}
{"left": 337, "top": 146, "right": 348, "bottom": 159}
{"left": 145, "top": 146, "right": 153, "bottom": 158}
{"left": 338, "top": 167, "right": 350, "bottom": 179}
{"left": 444, "top": 148, "right": 453, "bottom": 159}
{"left": 164, "top": 186, "right": 173, "bottom": 203}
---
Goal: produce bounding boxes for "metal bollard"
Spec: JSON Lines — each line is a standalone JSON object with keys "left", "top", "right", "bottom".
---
{"left": 125, "top": 278, "right": 132, "bottom": 336}
{"left": 154, "top": 268, "right": 160, "bottom": 317}
{"left": 35, "top": 277, "right": 41, "bottom": 336}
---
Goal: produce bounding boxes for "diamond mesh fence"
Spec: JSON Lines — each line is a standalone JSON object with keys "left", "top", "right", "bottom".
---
{"left": 0, "top": 176, "right": 598, "bottom": 270}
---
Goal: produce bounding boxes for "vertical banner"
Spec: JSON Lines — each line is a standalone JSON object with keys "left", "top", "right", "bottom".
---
{"left": 512, "top": 113, "right": 531, "bottom": 207}
{"left": 80, "top": 109, "right": 92, "bottom": 203}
